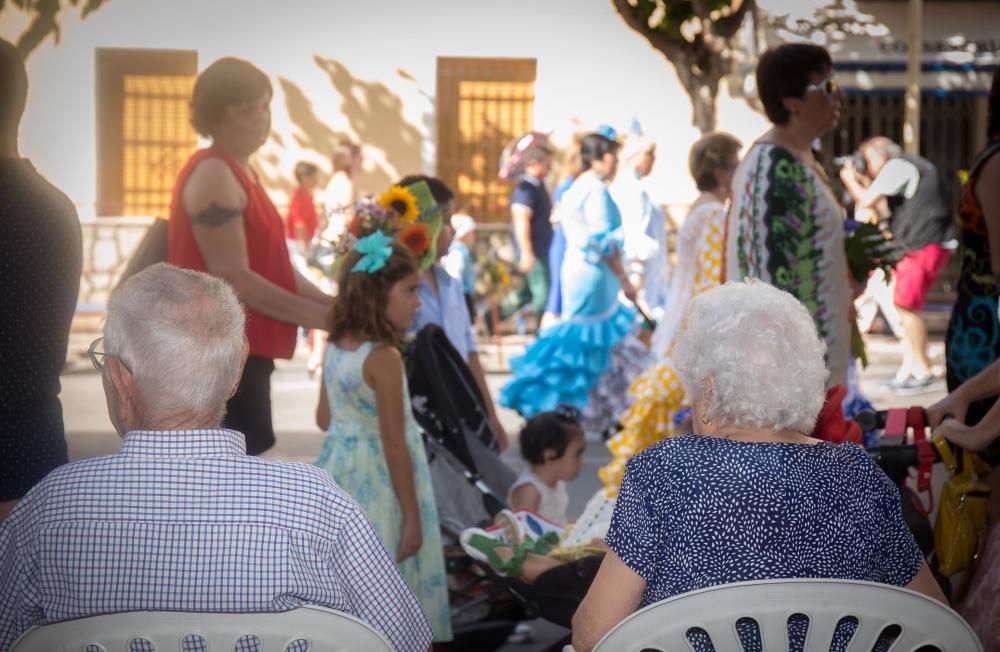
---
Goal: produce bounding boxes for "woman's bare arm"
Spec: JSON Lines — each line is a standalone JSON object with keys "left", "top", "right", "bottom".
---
{"left": 183, "top": 159, "right": 330, "bottom": 330}
{"left": 904, "top": 561, "right": 948, "bottom": 604}
{"left": 571, "top": 550, "right": 646, "bottom": 652}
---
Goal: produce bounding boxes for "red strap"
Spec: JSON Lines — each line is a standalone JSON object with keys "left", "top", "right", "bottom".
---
{"left": 915, "top": 439, "right": 935, "bottom": 494}
{"left": 908, "top": 407, "right": 934, "bottom": 512}
{"left": 907, "top": 407, "right": 926, "bottom": 439}
{"left": 884, "top": 408, "right": 909, "bottom": 438}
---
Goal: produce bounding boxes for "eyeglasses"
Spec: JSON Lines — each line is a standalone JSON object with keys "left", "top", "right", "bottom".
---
{"left": 554, "top": 404, "right": 582, "bottom": 422}
{"left": 805, "top": 74, "right": 839, "bottom": 96}
{"left": 87, "top": 337, "right": 115, "bottom": 372}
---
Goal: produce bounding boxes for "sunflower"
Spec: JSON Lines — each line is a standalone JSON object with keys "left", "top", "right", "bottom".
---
{"left": 398, "top": 222, "right": 431, "bottom": 257}
{"left": 377, "top": 185, "right": 419, "bottom": 225}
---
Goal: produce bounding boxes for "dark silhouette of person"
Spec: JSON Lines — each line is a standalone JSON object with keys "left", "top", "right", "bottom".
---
{"left": 0, "top": 38, "right": 82, "bottom": 521}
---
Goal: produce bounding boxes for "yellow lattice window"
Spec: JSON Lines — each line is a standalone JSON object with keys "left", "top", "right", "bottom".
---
{"left": 437, "top": 58, "right": 536, "bottom": 223}
{"left": 97, "top": 49, "right": 197, "bottom": 217}
{"left": 121, "top": 75, "right": 196, "bottom": 217}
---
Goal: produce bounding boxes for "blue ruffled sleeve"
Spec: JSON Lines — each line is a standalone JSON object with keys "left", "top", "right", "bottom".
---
{"left": 580, "top": 184, "right": 624, "bottom": 263}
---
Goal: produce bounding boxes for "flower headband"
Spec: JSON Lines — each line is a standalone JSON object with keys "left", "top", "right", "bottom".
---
{"left": 332, "top": 179, "right": 445, "bottom": 275}
{"left": 351, "top": 231, "right": 395, "bottom": 274}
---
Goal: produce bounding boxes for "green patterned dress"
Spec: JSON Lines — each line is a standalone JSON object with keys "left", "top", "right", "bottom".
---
{"left": 725, "top": 143, "right": 851, "bottom": 387}
{"left": 316, "top": 342, "right": 452, "bottom": 642}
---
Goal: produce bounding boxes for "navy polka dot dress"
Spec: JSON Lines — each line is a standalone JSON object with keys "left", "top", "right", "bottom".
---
{"left": 607, "top": 434, "right": 924, "bottom": 651}
{"left": 0, "top": 159, "right": 81, "bottom": 502}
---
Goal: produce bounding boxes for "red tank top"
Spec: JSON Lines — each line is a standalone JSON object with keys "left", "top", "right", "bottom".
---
{"left": 168, "top": 148, "right": 297, "bottom": 360}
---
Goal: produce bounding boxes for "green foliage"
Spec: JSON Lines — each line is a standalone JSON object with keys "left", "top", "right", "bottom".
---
{"left": 611, "top": 0, "right": 754, "bottom": 131}
{"left": 630, "top": 0, "right": 746, "bottom": 41}
{"left": 1, "top": 0, "right": 110, "bottom": 56}
{"left": 843, "top": 222, "right": 904, "bottom": 282}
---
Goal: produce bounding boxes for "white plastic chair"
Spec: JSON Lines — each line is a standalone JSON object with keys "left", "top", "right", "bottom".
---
{"left": 9, "top": 605, "right": 394, "bottom": 652}
{"left": 587, "top": 579, "right": 982, "bottom": 652}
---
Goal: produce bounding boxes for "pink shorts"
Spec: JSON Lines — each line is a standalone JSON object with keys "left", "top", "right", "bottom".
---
{"left": 893, "top": 243, "right": 950, "bottom": 311}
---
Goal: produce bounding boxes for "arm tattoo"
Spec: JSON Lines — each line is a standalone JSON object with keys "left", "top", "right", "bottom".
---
{"left": 191, "top": 202, "right": 242, "bottom": 228}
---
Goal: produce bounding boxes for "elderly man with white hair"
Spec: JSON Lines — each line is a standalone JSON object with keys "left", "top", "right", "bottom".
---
{"left": 571, "top": 280, "right": 946, "bottom": 652}
{"left": 0, "top": 264, "right": 432, "bottom": 652}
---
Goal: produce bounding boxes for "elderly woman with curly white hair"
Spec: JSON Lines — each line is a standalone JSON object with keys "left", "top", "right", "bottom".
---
{"left": 570, "top": 280, "right": 945, "bottom": 652}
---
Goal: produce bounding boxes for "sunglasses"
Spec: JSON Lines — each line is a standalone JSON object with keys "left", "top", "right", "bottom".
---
{"left": 805, "top": 74, "right": 839, "bottom": 96}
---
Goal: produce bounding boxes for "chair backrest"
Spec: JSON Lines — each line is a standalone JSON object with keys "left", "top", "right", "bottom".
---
{"left": 591, "top": 579, "right": 982, "bottom": 652}
{"left": 10, "top": 605, "right": 394, "bottom": 652}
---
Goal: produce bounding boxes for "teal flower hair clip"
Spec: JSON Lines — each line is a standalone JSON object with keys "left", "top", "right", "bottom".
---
{"left": 351, "top": 231, "right": 394, "bottom": 274}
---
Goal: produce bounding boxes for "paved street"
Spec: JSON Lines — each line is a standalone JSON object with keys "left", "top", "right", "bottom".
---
{"left": 60, "top": 329, "right": 949, "bottom": 651}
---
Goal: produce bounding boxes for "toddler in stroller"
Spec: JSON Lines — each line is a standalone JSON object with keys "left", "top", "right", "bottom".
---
{"left": 408, "top": 325, "right": 606, "bottom": 649}
{"left": 407, "top": 324, "right": 529, "bottom": 650}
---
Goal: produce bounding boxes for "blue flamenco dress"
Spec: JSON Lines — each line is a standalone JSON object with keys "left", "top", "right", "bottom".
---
{"left": 501, "top": 172, "right": 635, "bottom": 417}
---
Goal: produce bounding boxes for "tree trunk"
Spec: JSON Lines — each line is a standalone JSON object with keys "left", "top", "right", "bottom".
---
{"left": 670, "top": 50, "right": 723, "bottom": 134}
{"left": 688, "top": 76, "right": 720, "bottom": 134}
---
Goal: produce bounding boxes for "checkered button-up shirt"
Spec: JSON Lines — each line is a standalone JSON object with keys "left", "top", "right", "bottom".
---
{"left": 0, "top": 429, "right": 431, "bottom": 652}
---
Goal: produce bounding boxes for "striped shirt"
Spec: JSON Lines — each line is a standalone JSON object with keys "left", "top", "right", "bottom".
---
{"left": 0, "top": 428, "right": 431, "bottom": 652}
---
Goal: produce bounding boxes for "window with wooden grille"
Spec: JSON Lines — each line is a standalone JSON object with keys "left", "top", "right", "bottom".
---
{"left": 96, "top": 49, "right": 198, "bottom": 217}
{"left": 436, "top": 57, "right": 536, "bottom": 223}
{"left": 821, "top": 90, "right": 985, "bottom": 297}
{"left": 822, "top": 91, "right": 981, "bottom": 206}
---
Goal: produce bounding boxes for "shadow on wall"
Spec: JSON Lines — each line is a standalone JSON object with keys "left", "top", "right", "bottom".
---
{"left": 313, "top": 56, "right": 422, "bottom": 191}
{"left": 252, "top": 58, "right": 424, "bottom": 205}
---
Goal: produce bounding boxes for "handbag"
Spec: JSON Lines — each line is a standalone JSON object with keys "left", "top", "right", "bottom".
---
{"left": 932, "top": 435, "right": 991, "bottom": 577}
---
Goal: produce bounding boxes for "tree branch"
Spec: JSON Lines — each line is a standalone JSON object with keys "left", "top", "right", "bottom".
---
{"left": 713, "top": 0, "right": 754, "bottom": 38}
{"left": 15, "top": 12, "right": 57, "bottom": 57}
{"left": 610, "top": 0, "right": 687, "bottom": 62}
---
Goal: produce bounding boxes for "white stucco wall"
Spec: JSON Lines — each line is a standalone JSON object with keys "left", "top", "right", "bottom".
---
{"left": 3, "top": 0, "right": 994, "bottom": 220}
{"left": 1, "top": 0, "right": 771, "bottom": 218}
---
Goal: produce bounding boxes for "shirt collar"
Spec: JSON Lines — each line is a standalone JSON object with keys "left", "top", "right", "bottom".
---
{"left": 120, "top": 428, "right": 248, "bottom": 457}
{"left": 521, "top": 173, "right": 543, "bottom": 187}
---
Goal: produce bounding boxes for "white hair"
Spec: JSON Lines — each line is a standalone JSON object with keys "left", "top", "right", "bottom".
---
{"left": 104, "top": 263, "right": 246, "bottom": 423}
{"left": 673, "top": 280, "right": 829, "bottom": 433}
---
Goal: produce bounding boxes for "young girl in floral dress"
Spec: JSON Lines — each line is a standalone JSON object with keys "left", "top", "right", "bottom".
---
{"left": 315, "top": 235, "right": 451, "bottom": 642}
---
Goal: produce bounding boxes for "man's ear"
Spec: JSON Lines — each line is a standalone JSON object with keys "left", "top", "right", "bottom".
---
{"left": 228, "top": 337, "right": 250, "bottom": 399}
{"left": 106, "top": 356, "right": 136, "bottom": 417}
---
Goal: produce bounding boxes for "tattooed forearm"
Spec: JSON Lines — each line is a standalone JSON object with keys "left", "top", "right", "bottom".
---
{"left": 191, "top": 202, "right": 242, "bottom": 227}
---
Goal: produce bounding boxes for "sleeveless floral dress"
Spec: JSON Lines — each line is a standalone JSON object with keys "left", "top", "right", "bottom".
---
{"left": 315, "top": 342, "right": 452, "bottom": 642}
{"left": 946, "top": 140, "right": 1000, "bottom": 427}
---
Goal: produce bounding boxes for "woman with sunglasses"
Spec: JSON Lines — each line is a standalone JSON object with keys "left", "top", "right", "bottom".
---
{"left": 725, "top": 43, "right": 854, "bottom": 389}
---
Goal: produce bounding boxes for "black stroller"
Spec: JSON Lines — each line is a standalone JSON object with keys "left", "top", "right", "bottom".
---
{"left": 407, "top": 325, "right": 527, "bottom": 651}
{"left": 408, "top": 325, "right": 598, "bottom": 651}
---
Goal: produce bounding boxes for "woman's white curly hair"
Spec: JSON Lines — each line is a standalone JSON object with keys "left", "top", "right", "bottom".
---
{"left": 673, "top": 279, "right": 829, "bottom": 433}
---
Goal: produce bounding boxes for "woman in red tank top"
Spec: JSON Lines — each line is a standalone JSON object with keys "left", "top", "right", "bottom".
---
{"left": 168, "top": 57, "right": 332, "bottom": 455}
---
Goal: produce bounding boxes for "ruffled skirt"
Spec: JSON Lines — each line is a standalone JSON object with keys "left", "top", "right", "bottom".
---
{"left": 599, "top": 358, "right": 687, "bottom": 496}
{"left": 581, "top": 331, "right": 652, "bottom": 435}
{"left": 500, "top": 302, "right": 636, "bottom": 417}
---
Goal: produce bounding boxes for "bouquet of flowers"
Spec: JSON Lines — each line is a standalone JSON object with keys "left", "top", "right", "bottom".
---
{"left": 843, "top": 219, "right": 904, "bottom": 282}
{"left": 479, "top": 257, "right": 511, "bottom": 295}
{"left": 843, "top": 219, "right": 905, "bottom": 366}
{"left": 319, "top": 180, "right": 444, "bottom": 277}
